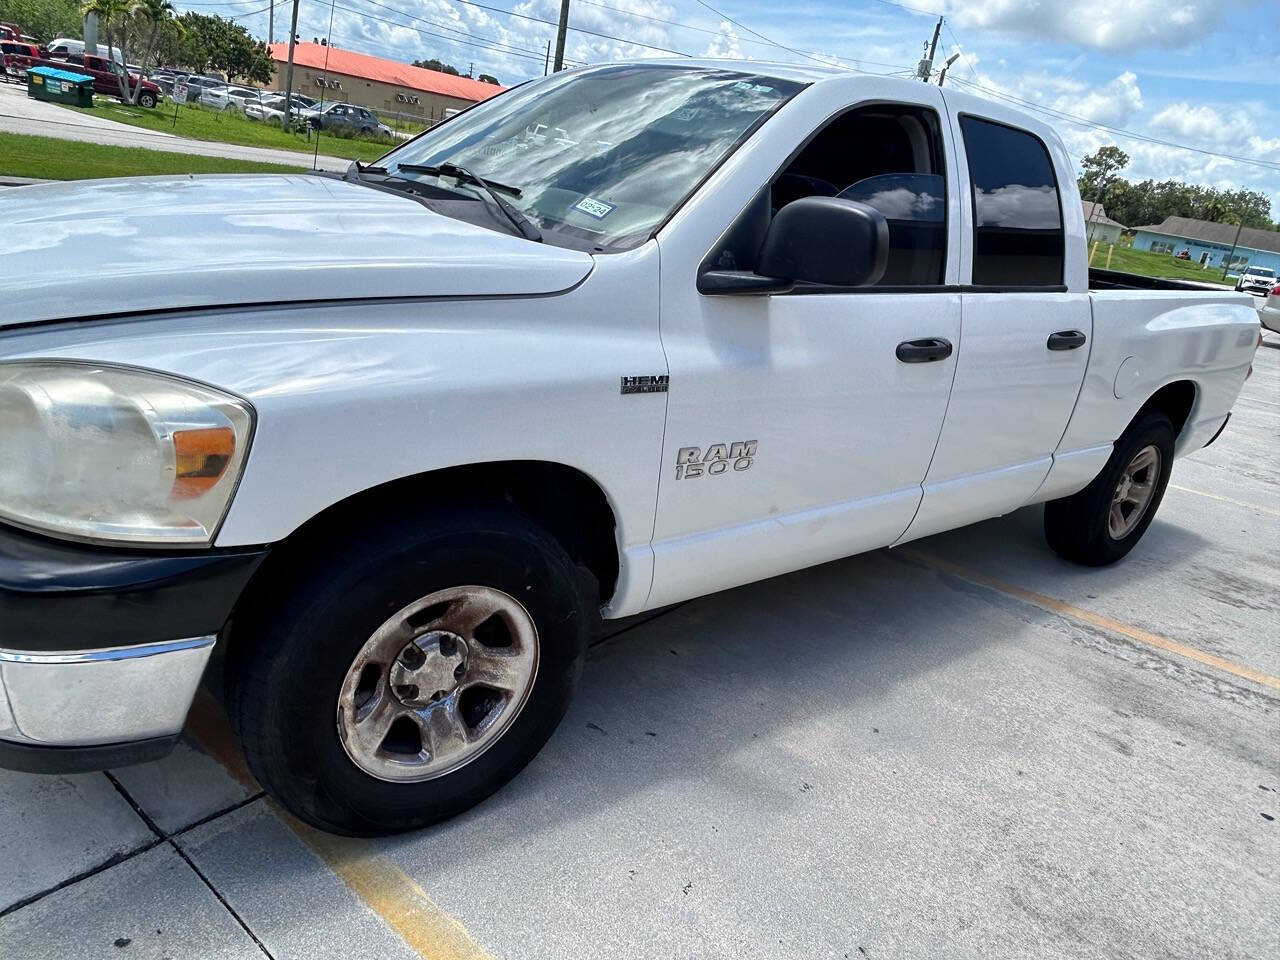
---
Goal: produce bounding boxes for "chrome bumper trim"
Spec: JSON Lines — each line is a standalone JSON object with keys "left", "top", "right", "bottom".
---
{"left": 0, "top": 635, "right": 215, "bottom": 747}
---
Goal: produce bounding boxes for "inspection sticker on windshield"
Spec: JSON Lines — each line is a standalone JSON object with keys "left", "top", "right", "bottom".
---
{"left": 574, "top": 197, "right": 616, "bottom": 220}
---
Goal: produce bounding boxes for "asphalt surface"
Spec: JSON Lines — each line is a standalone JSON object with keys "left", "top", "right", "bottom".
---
{"left": 0, "top": 81, "right": 350, "bottom": 171}
{"left": 1, "top": 333, "right": 1277, "bottom": 960}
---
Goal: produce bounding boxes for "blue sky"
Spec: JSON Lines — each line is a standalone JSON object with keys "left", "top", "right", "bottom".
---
{"left": 186, "top": 0, "right": 1280, "bottom": 213}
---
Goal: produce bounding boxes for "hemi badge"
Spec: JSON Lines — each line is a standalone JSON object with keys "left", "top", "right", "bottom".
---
{"left": 621, "top": 375, "right": 669, "bottom": 395}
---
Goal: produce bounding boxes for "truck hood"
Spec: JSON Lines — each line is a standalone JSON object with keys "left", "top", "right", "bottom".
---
{"left": 0, "top": 174, "right": 595, "bottom": 328}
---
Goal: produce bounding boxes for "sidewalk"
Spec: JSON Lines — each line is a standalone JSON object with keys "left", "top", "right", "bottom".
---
{"left": 0, "top": 83, "right": 350, "bottom": 172}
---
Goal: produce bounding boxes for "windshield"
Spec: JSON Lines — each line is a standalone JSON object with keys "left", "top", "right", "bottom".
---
{"left": 380, "top": 64, "right": 804, "bottom": 250}
{"left": 1249, "top": 267, "right": 1274, "bottom": 276}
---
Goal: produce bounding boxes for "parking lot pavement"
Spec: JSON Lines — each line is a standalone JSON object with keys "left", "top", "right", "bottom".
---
{"left": 0, "top": 82, "right": 350, "bottom": 172}
{"left": 2, "top": 337, "right": 1277, "bottom": 958}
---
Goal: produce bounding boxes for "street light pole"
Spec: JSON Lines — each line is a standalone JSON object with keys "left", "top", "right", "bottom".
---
{"left": 283, "top": 0, "right": 300, "bottom": 129}
{"left": 553, "top": 0, "right": 570, "bottom": 72}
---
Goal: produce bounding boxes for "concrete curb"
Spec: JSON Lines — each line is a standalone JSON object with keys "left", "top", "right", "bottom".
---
{"left": 0, "top": 176, "right": 50, "bottom": 186}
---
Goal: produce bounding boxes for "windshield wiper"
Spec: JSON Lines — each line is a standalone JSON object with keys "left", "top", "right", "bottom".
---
{"left": 394, "top": 163, "right": 522, "bottom": 197}
{"left": 393, "top": 162, "right": 542, "bottom": 242}
{"left": 345, "top": 159, "right": 387, "bottom": 180}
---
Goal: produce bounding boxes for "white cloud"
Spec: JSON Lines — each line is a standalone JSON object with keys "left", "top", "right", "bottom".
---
{"left": 702, "top": 22, "right": 743, "bottom": 59}
{"left": 1057, "top": 71, "right": 1143, "bottom": 126}
{"left": 943, "top": 0, "right": 1230, "bottom": 53}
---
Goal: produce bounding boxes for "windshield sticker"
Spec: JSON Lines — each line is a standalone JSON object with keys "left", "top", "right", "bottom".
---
{"left": 574, "top": 197, "right": 616, "bottom": 220}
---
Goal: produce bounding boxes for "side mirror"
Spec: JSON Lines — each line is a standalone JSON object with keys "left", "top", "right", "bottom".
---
{"left": 699, "top": 197, "right": 890, "bottom": 295}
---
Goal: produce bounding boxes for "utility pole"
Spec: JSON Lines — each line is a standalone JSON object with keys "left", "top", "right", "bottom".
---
{"left": 936, "top": 52, "right": 959, "bottom": 85}
{"left": 917, "top": 15, "right": 942, "bottom": 81}
{"left": 268, "top": 0, "right": 274, "bottom": 46}
{"left": 552, "top": 0, "right": 570, "bottom": 72}
{"left": 544, "top": 40, "right": 551, "bottom": 76}
{"left": 282, "top": 0, "right": 300, "bottom": 129}
{"left": 1221, "top": 220, "right": 1244, "bottom": 279}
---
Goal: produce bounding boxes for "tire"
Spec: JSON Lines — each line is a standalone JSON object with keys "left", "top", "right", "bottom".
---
{"left": 1044, "top": 409, "right": 1175, "bottom": 566}
{"left": 226, "top": 502, "right": 594, "bottom": 835}
{"left": 139, "top": 91, "right": 156, "bottom": 108}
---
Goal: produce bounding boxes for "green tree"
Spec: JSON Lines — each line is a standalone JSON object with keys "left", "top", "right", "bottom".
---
{"left": 128, "top": 0, "right": 176, "bottom": 102}
{"left": 1078, "top": 145, "right": 1130, "bottom": 204}
{"left": 80, "top": 0, "right": 133, "bottom": 101}
{"left": 477, "top": 73, "right": 498, "bottom": 85}
{"left": 0, "top": 0, "right": 82, "bottom": 42}
{"left": 170, "top": 12, "right": 272, "bottom": 83}
{"left": 412, "top": 57, "right": 459, "bottom": 75}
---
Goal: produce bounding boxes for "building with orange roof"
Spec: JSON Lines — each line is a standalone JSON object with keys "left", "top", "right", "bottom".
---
{"left": 264, "top": 42, "right": 506, "bottom": 124}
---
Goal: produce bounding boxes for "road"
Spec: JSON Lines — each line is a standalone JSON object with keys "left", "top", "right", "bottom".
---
{"left": 0, "top": 82, "right": 350, "bottom": 171}
{"left": 1, "top": 334, "right": 1278, "bottom": 959}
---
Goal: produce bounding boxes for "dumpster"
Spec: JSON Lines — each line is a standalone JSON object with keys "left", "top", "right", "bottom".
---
{"left": 27, "top": 65, "right": 94, "bottom": 107}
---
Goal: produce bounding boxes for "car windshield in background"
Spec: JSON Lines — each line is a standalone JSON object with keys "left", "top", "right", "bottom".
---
{"left": 381, "top": 64, "right": 805, "bottom": 250}
{"left": 1251, "top": 268, "right": 1274, "bottom": 276}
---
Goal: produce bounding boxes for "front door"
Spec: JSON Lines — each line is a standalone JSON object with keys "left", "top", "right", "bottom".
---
{"left": 648, "top": 85, "right": 964, "bottom": 609}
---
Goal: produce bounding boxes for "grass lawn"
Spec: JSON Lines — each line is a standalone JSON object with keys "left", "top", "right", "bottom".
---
{"left": 57, "top": 98, "right": 394, "bottom": 164}
{"left": 0, "top": 131, "right": 307, "bottom": 180}
{"left": 1091, "top": 242, "right": 1233, "bottom": 286}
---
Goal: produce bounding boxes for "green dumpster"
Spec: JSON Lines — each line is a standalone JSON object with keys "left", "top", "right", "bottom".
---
{"left": 27, "top": 66, "right": 95, "bottom": 107}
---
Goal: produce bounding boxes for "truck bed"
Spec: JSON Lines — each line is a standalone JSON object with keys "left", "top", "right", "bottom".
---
{"left": 1088, "top": 267, "right": 1234, "bottom": 292}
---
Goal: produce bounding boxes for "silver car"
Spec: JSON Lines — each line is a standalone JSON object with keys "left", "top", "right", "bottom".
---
{"left": 1258, "top": 282, "right": 1280, "bottom": 334}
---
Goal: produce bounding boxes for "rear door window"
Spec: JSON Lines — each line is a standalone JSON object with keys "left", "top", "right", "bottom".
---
{"left": 959, "top": 116, "right": 1064, "bottom": 287}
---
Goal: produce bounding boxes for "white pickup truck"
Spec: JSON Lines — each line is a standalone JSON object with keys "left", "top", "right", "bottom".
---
{"left": 0, "top": 61, "right": 1261, "bottom": 835}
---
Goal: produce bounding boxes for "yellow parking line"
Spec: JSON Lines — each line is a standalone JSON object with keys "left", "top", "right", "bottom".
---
{"left": 1168, "top": 483, "right": 1280, "bottom": 518}
{"left": 186, "top": 694, "right": 494, "bottom": 960}
{"left": 900, "top": 548, "right": 1280, "bottom": 691}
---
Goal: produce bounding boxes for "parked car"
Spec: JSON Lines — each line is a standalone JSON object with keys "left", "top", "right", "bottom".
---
{"left": 179, "top": 74, "right": 226, "bottom": 104}
{"left": 1259, "top": 283, "right": 1280, "bottom": 334}
{"left": 1234, "top": 265, "right": 1276, "bottom": 295}
{"left": 0, "top": 62, "right": 1262, "bottom": 836}
{"left": 225, "top": 86, "right": 263, "bottom": 112}
{"left": 0, "top": 40, "right": 39, "bottom": 81}
{"left": 244, "top": 93, "right": 310, "bottom": 128}
{"left": 308, "top": 101, "right": 391, "bottom": 137}
{"left": 32, "top": 51, "right": 160, "bottom": 106}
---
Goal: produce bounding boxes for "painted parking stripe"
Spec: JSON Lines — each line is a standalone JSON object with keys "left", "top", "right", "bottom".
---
{"left": 900, "top": 548, "right": 1280, "bottom": 691}
{"left": 186, "top": 694, "right": 494, "bottom": 960}
{"left": 1167, "top": 483, "right": 1280, "bottom": 517}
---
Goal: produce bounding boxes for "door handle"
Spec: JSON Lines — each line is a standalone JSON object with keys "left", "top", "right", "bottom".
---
{"left": 1047, "top": 330, "right": 1087, "bottom": 350}
{"left": 895, "top": 338, "right": 953, "bottom": 363}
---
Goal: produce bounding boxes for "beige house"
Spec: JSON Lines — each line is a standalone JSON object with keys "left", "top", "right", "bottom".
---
{"left": 1082, "top": 201, "right": 1127, "bottom": 245}
{"left": 264, "top": 43, "right": 504, "bottom": 123}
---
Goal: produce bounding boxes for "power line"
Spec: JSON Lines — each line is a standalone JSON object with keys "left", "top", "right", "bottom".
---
{"left": 574, "top": 0, "right": 913, "bottom": 73}
{"left": 330, "top": 2, "right": 565, "bottom": 65}
{"left": 434, "top": 0, "right": 692, "bottom": 57}
{"left": 948, "top": 76, "right": 1280, "bottom": 170}
{"left": 356, "top": 0, "right": 553, "bottom": 60}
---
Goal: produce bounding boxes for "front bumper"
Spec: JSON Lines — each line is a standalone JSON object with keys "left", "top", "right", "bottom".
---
{"left": 0, "top": 638, "right": 214, "bottom": 772}
{"left": 0, "top": 523, "right": 267, "bottom": 771}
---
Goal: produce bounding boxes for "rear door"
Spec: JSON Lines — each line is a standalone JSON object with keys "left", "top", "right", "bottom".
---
{"left": 901, "top": 105, "right": 1091, "bottom": 542}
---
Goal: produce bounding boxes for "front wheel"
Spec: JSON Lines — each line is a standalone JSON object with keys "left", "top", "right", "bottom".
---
{"left": 138, "top": 91, "right": 157, "bottom": 108}
{"left": 1044, "top": 409, "right": 1175, "bottom": 566}
{"left": 226, "top": 502, "right": 594, "bottom": 835}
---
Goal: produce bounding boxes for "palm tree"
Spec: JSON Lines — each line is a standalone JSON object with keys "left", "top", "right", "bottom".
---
{"left": 80, "top": 0, "right": 133, "bottom": 103}
{"left": 130, "top": 0, "right": 179, "bottom": 104}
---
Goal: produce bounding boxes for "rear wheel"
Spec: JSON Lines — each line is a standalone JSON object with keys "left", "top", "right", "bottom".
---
{"left": 226, "top": 502, "right": 594, "bottom": 835}
{"left": 1044, "top": 409, "right": 1175, "bottom": 566}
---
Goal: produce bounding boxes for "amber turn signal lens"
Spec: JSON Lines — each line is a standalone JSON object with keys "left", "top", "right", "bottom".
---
{"left": 172, "top": 427, "right": 235, "bottom": 499}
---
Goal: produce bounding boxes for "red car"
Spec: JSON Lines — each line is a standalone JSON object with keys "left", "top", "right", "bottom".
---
{"left": 35, "top": 51, "right": 160, "bottom": 106}
{"left": 1, "top": 40, "right": 39, "bottom": 81}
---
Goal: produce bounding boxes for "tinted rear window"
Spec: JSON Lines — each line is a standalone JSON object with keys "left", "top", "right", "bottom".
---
{"left": 960, "top": 116, "right": 1064, "bottom": 287}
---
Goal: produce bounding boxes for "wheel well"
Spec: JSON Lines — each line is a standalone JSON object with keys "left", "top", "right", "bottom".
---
{"left": 232, "top": 461, "right": 620, "bottom": 613}
{"left": 1137, "top": 380, "right": 1196, "bottom": 438}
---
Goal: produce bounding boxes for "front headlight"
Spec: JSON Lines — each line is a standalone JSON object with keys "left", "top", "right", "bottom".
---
{"left": 0, "top": 361, "right": 254, "bottom": 545}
